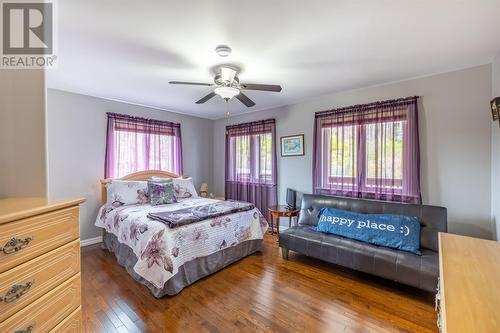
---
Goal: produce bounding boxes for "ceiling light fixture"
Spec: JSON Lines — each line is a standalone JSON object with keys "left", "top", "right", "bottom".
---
{"left": 214, "top": 86, "right": 239, "bottom": 100}
{"left": 215, "top": 45, "right": 231, "bottom": 57}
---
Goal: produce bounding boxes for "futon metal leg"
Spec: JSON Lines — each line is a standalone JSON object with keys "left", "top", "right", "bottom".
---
{"left": 281, "top": 247, "right": 289, "bottom": 260}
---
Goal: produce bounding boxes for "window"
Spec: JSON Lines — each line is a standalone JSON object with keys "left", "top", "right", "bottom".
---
{"left": 321, "top": 121, "right": 404, "bottom": 189}
{"left": 232, "top": 135, "right": 250, "bottom": 178}
{"left": 228, "top": 132, "right": 273, "bottom": 183}
{"left": 323, "top": 124, "right": 358, "bottom": 186}
{"left": 259, "top": 133, "right": 273, "bottom": 177}
{"left": 105, "top": 113, "right": 182, "bottom": 179}
{"left": 313, "top": 97, "right": 421, "bottom": 204}
{"left": 365, "top": 121, "right": 404, "bottom": 188}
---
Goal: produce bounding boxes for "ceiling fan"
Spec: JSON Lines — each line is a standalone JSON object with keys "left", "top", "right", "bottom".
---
{"left": 169, "top": 66, "right": 282, "bottom": 107}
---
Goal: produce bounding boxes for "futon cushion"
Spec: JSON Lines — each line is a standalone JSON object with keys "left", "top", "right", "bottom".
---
{"left": 279, "top": 226, "right": 438, "bottom": 292}
{"left": 148, "top": 179, "right": 177, "bottom": 206}
{"left": 315, "top": 207, "right": 421, "bottom": 255}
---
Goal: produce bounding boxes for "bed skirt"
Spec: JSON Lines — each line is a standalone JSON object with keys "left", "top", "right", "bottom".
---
{"left": 102, "top": 231, "right": 263, "bottom": 297}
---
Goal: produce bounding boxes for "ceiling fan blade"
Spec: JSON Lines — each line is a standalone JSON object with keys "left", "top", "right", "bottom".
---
{"left": 240, "top": 83, "right": 282, "bottom": 92}
{"left": 236, "top": 92, "right": 256, "bottom": 107}
{"left": 169, "top": 81, "right": 213, "bottom": 86}
{"left": 196, "top": 92, "right": 217, "bottom": 104}
{"left": 220, "top": 67, "right": 237, "bottom": 83}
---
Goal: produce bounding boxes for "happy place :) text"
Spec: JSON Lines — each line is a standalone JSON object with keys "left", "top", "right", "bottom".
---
{"left": 318, "top": 215, "right": 411, "bottom": 236}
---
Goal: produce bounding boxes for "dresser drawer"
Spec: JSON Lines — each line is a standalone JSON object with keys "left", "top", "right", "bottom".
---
{"left": 0, "top": 240, "right": 80, "bottom": 322}
{"left": 0, "top": 206, "right": 79, "bottom": 273}
{"left": 0, "top": 273, "right": 81, "bottom": 333}
{"left": 49, "top": 307, "right": 82, "bottom": 333}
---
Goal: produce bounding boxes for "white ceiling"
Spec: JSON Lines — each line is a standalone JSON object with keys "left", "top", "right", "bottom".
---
{"left": 47, "top": 0, "right": 500, "bottom": 119}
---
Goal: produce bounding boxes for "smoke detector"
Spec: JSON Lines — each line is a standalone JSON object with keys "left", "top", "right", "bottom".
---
{"left": 215, "top": 45, "right": 231, "bottom": 57}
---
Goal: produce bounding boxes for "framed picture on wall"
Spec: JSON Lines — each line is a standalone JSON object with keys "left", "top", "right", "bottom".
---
{"left": 281, "top": 134, "right": 305, "bottom": 157}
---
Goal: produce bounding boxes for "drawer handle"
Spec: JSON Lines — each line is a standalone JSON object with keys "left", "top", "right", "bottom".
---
{"left": 0, "top": 280, "right": 34, "bottom": 303}
{"left": 14, "top": 324, "right": 35, "bottom": 333}
{"left": 0, "top": 237, "right": 33, "bottom": 254}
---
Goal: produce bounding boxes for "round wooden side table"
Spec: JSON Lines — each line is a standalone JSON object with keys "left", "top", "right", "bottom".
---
{"left": 268, "top": 205, "right": 300, "bottom": 235}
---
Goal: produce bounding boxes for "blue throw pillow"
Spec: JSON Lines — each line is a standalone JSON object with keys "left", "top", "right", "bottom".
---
{"left": 315, "top": 207, "right": 421, "bottom": 255}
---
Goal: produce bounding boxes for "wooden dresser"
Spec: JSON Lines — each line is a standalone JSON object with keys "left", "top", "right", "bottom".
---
{"left": 437, "top": 232, "right": 500, "bottom": 332}
{"left": 0, "top": 198, "right": 85, "bottom": 333}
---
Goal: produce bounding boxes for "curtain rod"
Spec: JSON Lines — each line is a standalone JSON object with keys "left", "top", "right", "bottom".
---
{"left": 315, "top": 96, "right": 419, "bottom": 118}
{"left": 225, "top": 118, "right": 276, "bottom": 130}
{"left": 107, "top": 112, "right": 181, "bottom": 127}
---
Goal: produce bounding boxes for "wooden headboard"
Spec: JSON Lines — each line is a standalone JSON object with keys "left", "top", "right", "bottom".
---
{"left": 100, "top": 170, "right": 186, "bottom": 204}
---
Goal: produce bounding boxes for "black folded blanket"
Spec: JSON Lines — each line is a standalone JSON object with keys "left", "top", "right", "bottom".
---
{"left": 147, "top": 200, "right": 255, "bottom": 228}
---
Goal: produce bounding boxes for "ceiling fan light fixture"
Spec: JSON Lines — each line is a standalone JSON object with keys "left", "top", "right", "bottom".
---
{"left": 215, "top": 45, "right": 232, "bottom": 57}
{"left": 214, "top": 86, "right": 239, "bottom": 99}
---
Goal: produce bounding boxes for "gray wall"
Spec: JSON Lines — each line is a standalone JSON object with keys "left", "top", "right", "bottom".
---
{"left": 0, "top": 70, "right": 47, "bottom": 197}
{"left": 45, "top": 65, "right": 494, "bottom": 242}
{"left": 46, "top": 89, "right": 214, "bottom": 241}
{"left": 214, "top": 65, "right": 493, "bottom": 239}
{"left": 491, "top": 53, "right": 500, "bottom": 240}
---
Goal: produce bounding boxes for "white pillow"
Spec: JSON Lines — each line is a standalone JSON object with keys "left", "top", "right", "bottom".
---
{"left": 151, "top": 176, "right": 198, "bottom": 199}
{"left": 106, "top": 180, "right": 150, "bottom": 206}
{"left": 173, "top": 177, "right": 198, "bottom": 199}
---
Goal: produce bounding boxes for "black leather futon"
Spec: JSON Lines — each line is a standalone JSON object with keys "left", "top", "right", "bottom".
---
{"left": 279, "top": 194, "right": 447, "bottom": 292}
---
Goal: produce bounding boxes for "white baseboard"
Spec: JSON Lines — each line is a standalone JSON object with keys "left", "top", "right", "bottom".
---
{"left": 80, "top": 236, "right": 103, "bottom": 247}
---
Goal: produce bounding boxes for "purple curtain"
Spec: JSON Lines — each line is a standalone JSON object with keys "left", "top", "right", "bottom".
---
{"left": 225, "top": 119, "right": 277, "bottom": 217}
{"left": 312, "top": 96, "right": 421, "bottom": 204}
{"left": 105, "top": 112, "right": 183, "bottom": 178}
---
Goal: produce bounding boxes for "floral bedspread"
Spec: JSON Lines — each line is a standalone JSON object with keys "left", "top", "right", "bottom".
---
{"left": 95, "top": 198, "right": 268, "bottom": 288}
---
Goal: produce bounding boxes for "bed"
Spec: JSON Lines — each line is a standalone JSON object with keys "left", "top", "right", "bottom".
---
{"left": 95, "top": 170, "right": 268, "bottom": 297}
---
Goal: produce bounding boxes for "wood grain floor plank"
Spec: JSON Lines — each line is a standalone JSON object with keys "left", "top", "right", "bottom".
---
{"left": 81, "top": 234, "right": 437, "bottom": 332}
{"left": 96, "top": 310, "right": 120, "bottom": 333}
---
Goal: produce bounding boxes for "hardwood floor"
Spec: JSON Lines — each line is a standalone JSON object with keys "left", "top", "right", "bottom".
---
{"left": 81, "top": 235, "right": 437, "bottom": 333}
